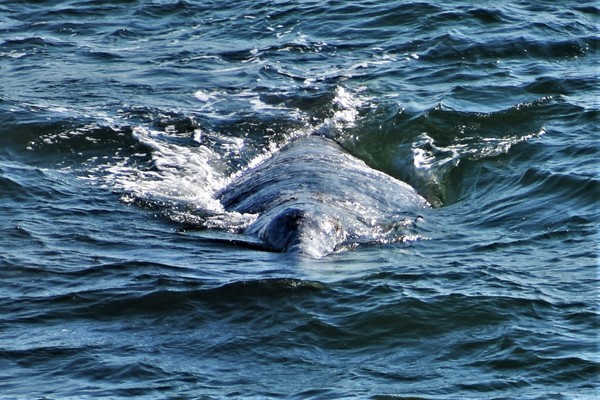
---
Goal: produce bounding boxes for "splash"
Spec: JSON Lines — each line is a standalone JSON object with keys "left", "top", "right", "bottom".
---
{"left": 107, "top": 127, "right": 257, "bottom": 231}
{"left": 128, "top": 127, "right": 225, "bottom": 207}
{"left": 316, "top": 86, "right": 371, "bottom": 138}
{"left": 410, "top": 127, "right": 545, "bottom": 206}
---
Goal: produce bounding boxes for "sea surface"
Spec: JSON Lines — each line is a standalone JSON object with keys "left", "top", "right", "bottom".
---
{"left": 1, "top": 1, "right": 598, "bottom": 399}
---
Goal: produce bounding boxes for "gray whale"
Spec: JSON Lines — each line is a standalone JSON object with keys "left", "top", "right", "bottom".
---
{"left": 218, "top": 135, "right": 430, "bottom": 258}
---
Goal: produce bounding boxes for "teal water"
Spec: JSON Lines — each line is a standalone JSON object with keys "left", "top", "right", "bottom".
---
{"left": 0, "top": 1, "right": 598, "bottom": 398}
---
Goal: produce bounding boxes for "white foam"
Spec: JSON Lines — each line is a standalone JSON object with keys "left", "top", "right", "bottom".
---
{"left": 0, "top": 51, "right": 26, "bottom": 59}
{"left": 316, "top": 86, "right": 370, "bottom": 137}
{"left": 111, "top": 127, "right": 228, "bottom": 214}
{"left": 410, "top": 128, "right": 545, "bottom": 205}
{"left": 193, "top": 87, "right": 301, "bottom": 120}
{"left": 413, "top": 127, "right": 545, "bottom": 173}
{"left": 193, "top": 89, "right": 218, "bottom": 103}
{"left": 109, "top": 126, "right": 264, "bottom": 230}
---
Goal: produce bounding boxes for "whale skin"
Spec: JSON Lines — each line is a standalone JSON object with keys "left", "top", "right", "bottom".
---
{"left": 218, "top": 135, "right": 430, "bottom": 258}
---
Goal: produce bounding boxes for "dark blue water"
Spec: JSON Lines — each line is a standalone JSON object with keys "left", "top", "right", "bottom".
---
{"left": 1, "top": 1, "right": 598, "bottom": 398}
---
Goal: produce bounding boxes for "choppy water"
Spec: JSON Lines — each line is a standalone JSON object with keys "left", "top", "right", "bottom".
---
{"left": 1, "top": 1, "right": 598, "bottom": 398}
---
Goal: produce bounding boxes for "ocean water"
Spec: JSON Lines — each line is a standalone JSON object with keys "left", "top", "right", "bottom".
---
{"left": 0, "top": 0, "right": 598, "bottom": 398}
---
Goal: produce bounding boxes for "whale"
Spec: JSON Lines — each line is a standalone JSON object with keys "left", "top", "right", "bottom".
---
{"left": 217, "top": 135, "right": 430, "bottom": 258}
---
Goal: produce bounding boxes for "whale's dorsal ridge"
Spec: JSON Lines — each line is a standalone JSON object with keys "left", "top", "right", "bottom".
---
{"left": 218, "top": 135, "right": 429, "bottom": 258}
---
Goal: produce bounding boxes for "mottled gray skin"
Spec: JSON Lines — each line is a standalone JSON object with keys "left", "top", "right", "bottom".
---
{"left": 218, "top": 135, "right": 430, "bottom": 258}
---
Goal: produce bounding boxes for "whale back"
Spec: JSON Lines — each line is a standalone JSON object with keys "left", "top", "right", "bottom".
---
{"left": 218, "top": 135, "right": 429, "bottom": 257}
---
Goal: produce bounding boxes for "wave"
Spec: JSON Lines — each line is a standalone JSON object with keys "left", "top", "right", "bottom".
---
{"left": 3, "top": 276, "right": 325, "bottom": 323}
{"left": 0, "top": 36, "right": 74, "bottom": 49}
{"left": 5, "top": 74, "right": 592, "bottom": 220}
{"left": 1, "top": 2, "right": 597, "bottom": 399}
{"left": 5, "top": 83, "right": 579, "bottom": 217}
{"left": 419, "top": 33, "right": 592, "bottom": 62}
